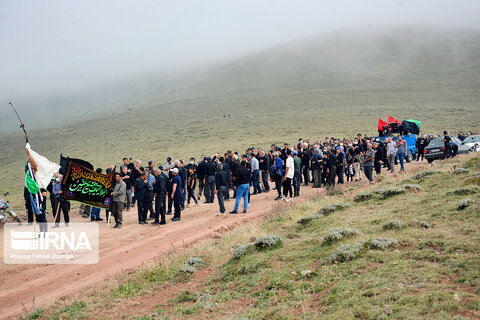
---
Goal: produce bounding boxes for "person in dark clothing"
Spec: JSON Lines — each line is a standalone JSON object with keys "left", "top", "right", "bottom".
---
{"left": 215, "top": 163, "right": 229, "bottom": 215}
{"left": 121, "top": 166, "right": 133, "bottom": 210}
{"left": 204, "top": 158, "right": 216, "bottom": 203}
{"left": 220, "top": 157, "right": 231, "bottom": 199}
{"left": 230, "top": 160, "right": 251, "bottom": 214}
{"left": 441, "top": 131, "right": 452, "bottom": 158}
{"left": 134, "top": 172, "right": 148, "bottom": 224}
{"left": 46, "top": 178, "right": 56, "bottom": 215}
{"left": 373, "top": 142, "right": 383, "bottom": 175}
{"left": 170, "top": 168, "right": 182, "bottom": 221}
{"left": 336, "top": 147, "right": 345, "bottom": 184}
{"left": 131, "top": 160, "right": 144, "bottom": 207}
{"left": 196, "top": 157, "right": 206, "bottom": 200}
{"left": 186, "top": 166, "right": 198, "bottom": 207}
{"left": 301, "top": 148, "right": 311, "bottom": 186}
{"left": 53, "top": 174, "right": 70, "bottom": 227}
{"left": 321, "top": 150, "right": 329, "bottom": 186}
{"left": 416, "top": 135, "right": 427, "bottom": 161}
{"left": 311, "top": 148, "right": 323, "bottom": 188}
{"left": 24, "top": 186, "right": 34, "bottom": 224}
{"left": 258, "top": 149, "right": 270, "bottom": 192}
{"left": 144, "top": 167, "right": 155, "bottom": 220}
{"left": 152, "top": 168, "right": 167, "bottom": 225}
{"left": 231, "top": 155, "right": 240, "bottom": 198}
{"left": 179, "top": 160, "right": 187, "bottom": 210}
{"left": 326, "top": 150, "right": 337, "bottom": 190}
{"left": 272, "top": 152, "right": 284, "bottom": 200}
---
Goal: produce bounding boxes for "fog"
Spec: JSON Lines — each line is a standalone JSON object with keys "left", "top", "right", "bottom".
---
{"left": 1, "top": 0, "right": 479, "bottom": 132}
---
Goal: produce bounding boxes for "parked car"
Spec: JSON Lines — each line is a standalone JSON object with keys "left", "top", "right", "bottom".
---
{"left": 461, "top": 135, "right": 480, "bottom": 152}
{"left": 424, "top": 135, "right": 470, "bottom": 163}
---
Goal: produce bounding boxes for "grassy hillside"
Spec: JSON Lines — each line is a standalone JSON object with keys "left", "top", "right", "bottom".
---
{"left": 25, "top": 153, "right": 480, "bottom": 319}
{"left": 2, "top": 27, "right": 480, "bottom": 209}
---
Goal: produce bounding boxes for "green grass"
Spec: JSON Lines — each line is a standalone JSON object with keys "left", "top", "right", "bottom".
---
{"left": 34, "top": 153, "right": 480, "bottom": 319}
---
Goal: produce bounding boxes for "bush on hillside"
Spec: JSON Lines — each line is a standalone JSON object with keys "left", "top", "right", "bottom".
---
{"left": 254, "top": 235, "right": 283, "bottom": 249}
{"left": 412, "top": 170, "right": 440, "bottom": 180}
{"left": 383, "top": 220, "right": 404, "bottom": 231}
{"left": 329, "top": 241, "right": 366, "bottom": 263}
{"left": 317, "top": 203, "right": 349, "bottom": 216}
{"left": 354, "top": 192, "right": 374, "bottom": 202}
{"left": 402, "top": 184, "right": 423, "bottom": 192}
{"left": 448, "top": 186, "right": 479, "bottom": 196}
{"left": 412, "top": 218, "right": 431, "bottom": 229}
{"left": 185, "top": 257, "right": 206, "bottom": 267}
{"left": 373, "top": 186, "right": 406, "bottom": 199}
{"left": 327, "top": 189, "right": 344, "bottom": 196}
{"left": 464, "top": 174, "right": 480, "bottom": 186}
{"left": 369, "top": 238, "right": 397, "bottom": 250}
{"left": 452, "top": 168, "right": 470, "bottom": 174}
{"left": 323, "top": 228, "right": 358, "bottom": 244}
{"left": 231, "top": 244, "right": 254, "bottom": 261}
{"left": 297, "top": 215, "right": 320, "bottom": 225}
{"left": 456, "top": 198, "right": 475, "bottom": 211}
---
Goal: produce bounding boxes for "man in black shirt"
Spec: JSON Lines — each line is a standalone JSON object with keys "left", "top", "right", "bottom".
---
{"left": 373, "top": 142, "right": 383, "bottom": 175}
{"left": 258, "top": 149, "right": 270, "bottom": 192}
{"left": 326, "top": 149, "right": 337, "bottom": 190}
{"left": 121, "top": 166, "right": 133, "bottom": 210}
{"left": 215, "top": 163, "right": 229, "bottom": 215}
{"left": 204, "top": 157, "right": 216, "bottom": 203}
{"left": 152, "top": 168, "right": 167, "bottom": 225}
{"left": 416, "top": 135, "right": 427, "bottom": 161}
{"left": 131, "top": 160, "right": 144, "bottom": 207}
{"left": 134, "top": 172, "right": 148, "bottom": 224}
{"left": 441, "top": 131, "right": 452, "bottom": 158}
{"left": 196, "top": 157, "right": 206, "bottom": 201}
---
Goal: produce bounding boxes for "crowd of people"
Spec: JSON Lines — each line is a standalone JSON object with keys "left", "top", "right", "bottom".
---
{"left": 25, "top": 132, "right": 465, "bottom": 229}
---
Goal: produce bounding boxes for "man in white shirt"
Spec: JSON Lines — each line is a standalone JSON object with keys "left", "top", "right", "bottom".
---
{"left": 386, "top": 138, "right": 397, "bottom": 173}
{"left": 283, "top": 149, "right": 295, "bottom": 202}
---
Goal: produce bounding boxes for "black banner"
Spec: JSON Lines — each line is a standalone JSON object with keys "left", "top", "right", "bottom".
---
{"left": 62, "top": 160, "right": 114, "bottom": 209}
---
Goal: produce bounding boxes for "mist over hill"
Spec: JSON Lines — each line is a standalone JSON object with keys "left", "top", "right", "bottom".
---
{"left": 2, "top": 27, "right": 479, "bottom": 133}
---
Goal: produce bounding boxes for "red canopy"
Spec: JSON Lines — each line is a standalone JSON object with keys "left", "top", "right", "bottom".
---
{"left": 378, "top": 118, "right": 389, "bottom": 131}
{"left": 388, "top": 116, "right": 401, "bottom": 124}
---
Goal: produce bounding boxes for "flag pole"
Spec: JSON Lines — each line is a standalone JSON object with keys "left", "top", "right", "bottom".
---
{"left": 8, "top": 102, "right": 29, "bottom": 143}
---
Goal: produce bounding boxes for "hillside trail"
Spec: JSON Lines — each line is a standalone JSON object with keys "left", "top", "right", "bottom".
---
{"left": 0, "top": 160, "right": 429, "bottom": 319}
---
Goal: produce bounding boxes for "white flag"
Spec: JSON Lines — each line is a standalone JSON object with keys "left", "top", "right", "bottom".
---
{"left": 26, "top": 143, "right": 60, "bottom": 189}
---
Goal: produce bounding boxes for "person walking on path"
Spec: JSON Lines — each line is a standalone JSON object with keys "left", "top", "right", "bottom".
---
{"left": 215, "top": 163, "right": 229, "bottom": 215}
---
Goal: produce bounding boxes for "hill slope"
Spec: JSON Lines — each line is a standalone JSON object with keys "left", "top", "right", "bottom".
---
{"left": 1, "top": 27, "right": 480, "bottom": 209}
{"left": 28, "top": 154, "right": 480, "bottom": 319}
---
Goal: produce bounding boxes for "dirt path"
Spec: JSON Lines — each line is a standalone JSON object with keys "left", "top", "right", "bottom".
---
{"left": 0, "top": 161, "right": 429, "bottom": 319}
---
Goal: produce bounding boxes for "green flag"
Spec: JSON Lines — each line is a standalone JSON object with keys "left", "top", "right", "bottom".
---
{"left": 25, "top": 170, "right": 39, "bottom": 195}
{"left": 406, "top": 119, "right": 421, "bottom": 128}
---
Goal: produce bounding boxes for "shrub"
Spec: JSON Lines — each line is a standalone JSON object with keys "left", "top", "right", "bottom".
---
{"left": 452, "top": 168, "right": 470, "bottom": 174}
{"left": 448, "top": 186, "right": 479, "bottom": 196}
{"left": 412, "top": 218, "right": 431, "bottom": 229}
{"left": 323, "top": 228, "right": 358, "bottom": 244}
{"left": 185, "top": 257, "right": 206, "bottom": 267}
{"left": 383, "top": 220, "right": 404, "bottom": 230}
{"left": 354, "top": 192, "right": 374, "bottom": 202}
{"left": 329, "top": 241, "right": 366, "bottom": 263}
{"left": 373, "top": 186, "right": 406, "bottom": 199}
{"left": 179, "top": 265, "right": 197, "bottom": 274}
{"left": 231, "top": 244, "right": 254, "bottom": 260}
{"left": 317, "top": 203, "right": 349, "bottom": 216}
{"left": 369, "top": 238, "right": 397, "bottom": 250}
{"left": 456, "top": 198, "right": 475, "bottom": 210}
{"left": 297, "top": 215, "right": 320, "bottom": 225}
{"left": 254, "top": 235, "right": 283, "bottom": 249}
{"left": 412, "top": 170, "right": 439, "bottom": 180}
{"left": 402, "top": 184, "right": 423, "bottom": 192}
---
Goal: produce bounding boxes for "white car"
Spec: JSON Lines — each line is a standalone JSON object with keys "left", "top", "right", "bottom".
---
{"left": 462, "top": 135, "right": 480, "bottom": 152}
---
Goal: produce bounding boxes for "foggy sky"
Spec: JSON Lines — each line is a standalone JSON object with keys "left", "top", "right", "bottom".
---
{"left": 1, "top": 0, "right": 480, "bottom": 102}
